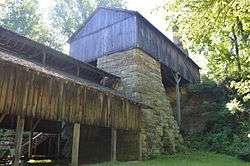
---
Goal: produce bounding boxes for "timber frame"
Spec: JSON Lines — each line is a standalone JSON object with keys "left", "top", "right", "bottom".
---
{"left": 0, "top": 27, "right": 145, "bottom": 165}
{"left": 0, "top": 27, "right": 120, "bottom": 88}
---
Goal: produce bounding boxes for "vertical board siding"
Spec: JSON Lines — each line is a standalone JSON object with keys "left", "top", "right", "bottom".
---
{"left": 0, "top": 59, "right": 141, "bottom": 130}
{"left": 69, "top": 8, "right": 200, "bottom": 83}
{"left": 76, "top": 9, "right": 133, "bottom": 41}
{"left": 70, "top": 16, "right": 137, "bottom": 62}
{"left": 137, "top": 18, "right": 199, "bottom": 83}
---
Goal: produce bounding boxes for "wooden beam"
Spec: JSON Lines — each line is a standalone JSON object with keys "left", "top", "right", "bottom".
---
{"left": 28, "top": 118, "right": 33, "bottom": 158}
{"left": 42, "top": 49, "right": 46, "bottom": 65}
{"left": 138, "top": 131, "right": 142, "bottom": 160}
{"left": 76, "top": 63, "right": 80, "bottom": 76}
{"left": 0, "top": 113, "right": 6, "bottom": 123}
{"left": 173, "top": 73, "right": 182, "bottom": 127}
{"left": 14, "top": 115, "right": 25, "bottom": 166}
{"left": 111, "top": 127, "right": 117, "bottom": 161}
{"left": 57, "top": 133, "right": 61, "bottom": 159}
{"left": 32, "top": 118, "right": 40, "bottom": 130}
{"left": 71, "top": 123, "right": 80, "bottom": 166}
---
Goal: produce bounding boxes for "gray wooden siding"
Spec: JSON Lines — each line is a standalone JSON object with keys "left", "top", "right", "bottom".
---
{"left": 69, "top": 8, "right": 200, "bottom": 83}
{"left": 137, "top": 16, "right": 199, "bottom": 82}
{"left": 70, "top": 16, "right": 137, "bottom": 62}
{"left": 74, "top": 9, "right": 133, "bottom": 42}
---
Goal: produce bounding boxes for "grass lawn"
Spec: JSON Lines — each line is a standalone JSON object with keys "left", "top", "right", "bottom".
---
{"left": 86, "top": 151, "right": 249, "bottom": 166}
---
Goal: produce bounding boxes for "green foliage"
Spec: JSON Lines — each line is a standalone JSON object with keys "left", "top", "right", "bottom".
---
{"left": 164, "top": 1, "right": 250, "bottom": 158}
{"left": 164, "top": 0, "right": 250, "bottom": 80}
{"left": 238, "top": 145, "right": 250, "bottom": 161}
{"left": 50, "top": 0, "right": 126, "bottom": 39}
{"left": 0, "top": 0, "right": 63, "bottom": 50}
{"left": 185, "top": 80, "right": 250, "bottom": 157}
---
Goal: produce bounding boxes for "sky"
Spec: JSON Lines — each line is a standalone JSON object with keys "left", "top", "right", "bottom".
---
{"left": 39, "top": 0, "right": 171, "bottom": 37}
{"left": 38, "top": 0, "right": 207, "bottom": 72}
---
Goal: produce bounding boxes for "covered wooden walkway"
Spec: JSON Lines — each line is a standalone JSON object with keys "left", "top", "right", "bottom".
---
{"left": 0, "top": 27, "right": 144, "bottom": 165}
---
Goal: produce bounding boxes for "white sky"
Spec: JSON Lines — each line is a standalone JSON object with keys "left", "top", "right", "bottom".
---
{"left": 39, "top": 0, "right": 171, "bottom": 37}
{"left": 39, "top": 0, "right": 207, "bottom": 72}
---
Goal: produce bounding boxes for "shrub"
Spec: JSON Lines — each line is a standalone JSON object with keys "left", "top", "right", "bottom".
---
{"left": 238, "top": 145, "right": 250, "bottom": 162}
{"left": 185, "top": 78, "right": 250, "bottom": 157}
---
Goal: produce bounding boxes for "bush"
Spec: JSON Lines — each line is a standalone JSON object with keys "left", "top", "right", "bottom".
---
{"left": 238, "top": 145, "right": 250, "bottom": 162}
{"left": 185, "top": 79, "right": 250, "bottom": 157}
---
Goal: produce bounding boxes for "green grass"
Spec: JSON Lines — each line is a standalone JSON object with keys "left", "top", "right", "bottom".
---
{"left": 86, "top": 152, "right": 249, "bottom": 166}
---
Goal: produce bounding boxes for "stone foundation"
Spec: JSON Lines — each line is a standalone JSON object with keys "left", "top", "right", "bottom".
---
{"left": 97, "top": 48, "right": 182, "bottom": 158}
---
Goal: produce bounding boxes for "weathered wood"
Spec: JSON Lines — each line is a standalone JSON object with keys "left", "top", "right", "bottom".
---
{"left": 57, "top": 133, "right": 61, "bottom": 158}
{"left": 111, "top": 127, "right": 117, "bottom": 161}
{"left": 28, "top": 118, "right": 33, "bottom": 158}
{"left": 0, "top": 113, "right": 6, "bottom": 123}
{"left": 0, "top": 54, "right": 143, "bottom": 130}
{"left": 32, "top": 119, "right": 40, "bottom": 130}
{"left": 174, "top": 73, "right": 181, "bottom": 126}
{"left": 42, "top": 50, "right": 46, "bottom": 65}
{"left": 0, "top": 26, "right": 120, "bottom": 88}
{"left": 69, "top": 8, "right": 200, "bottom": 83}
{"left": 14, "top": 115, "right": 25, "bottom": 166}
{"left": 138, "top": 131, "right": 142, "bottom": 160}
{"left": 71, "top": 123, "right": 80, "bottom": 166}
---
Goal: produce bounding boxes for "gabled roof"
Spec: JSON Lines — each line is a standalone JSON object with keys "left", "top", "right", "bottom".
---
{"left": 68, "top": 7, "right": 137, "bottom": 43}
{"left": 68, "top": 7, "right": 200, "bottom": 70}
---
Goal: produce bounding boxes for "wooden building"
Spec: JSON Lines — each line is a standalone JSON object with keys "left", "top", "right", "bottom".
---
{"left": 68, "top": 7, "right": 200, "bottom": 85}
{"left": 0, "top": 7, "right": 201, "bottom": 166}
{"left": 0, "top": 27, "right": 145, "bottom": 165}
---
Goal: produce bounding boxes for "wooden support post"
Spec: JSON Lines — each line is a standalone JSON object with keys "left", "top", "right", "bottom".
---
{"left": 71, "top": 123, "right": 80, "bottom": 166}
{"left": 42, "top": 50, "right": 46, "bottom": 65}
{"left": 174, "top": 73, "right": 182, "bottom": 127}
{"left": 111, "top": 127, "right": 117, "bottom": 161}
{"left": 0, "top": 113, "right": 6, "bottom": 123}
{"left": 76, "top": 63, "right": 80, "bottom": 76}
{"left": 138, "top": 131, "right": 142, "bottom": 161}
{"left": 14, "top": 115, "right": 25, "bottom": 166}
{"left": 57, "top": 133, "right": 61, "bottom": 159}
{"left": 48, "top": 137, "right": 52, "bottom": 156}
{"left": 28, "top": 118, "right": 33, "bottom": 158}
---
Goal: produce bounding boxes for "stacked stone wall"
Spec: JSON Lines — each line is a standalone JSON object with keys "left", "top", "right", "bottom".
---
{"left": 97, "top": 48, "right": 182, "bottom": 158}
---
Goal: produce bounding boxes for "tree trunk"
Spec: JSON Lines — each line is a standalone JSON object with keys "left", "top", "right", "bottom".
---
{"left": 232, "top": 24, "right": 241, "bottom": 73}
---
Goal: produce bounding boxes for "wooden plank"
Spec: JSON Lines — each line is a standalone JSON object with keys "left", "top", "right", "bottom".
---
{"left": 57, "top": 133, "right": 61, "bottom": 159}
{"left": 13, "top": 115, "right": 25, "bottom": 166}
{"left": 42, "top": 50, "right": 46, "bottom": 65}
{"left": 31, "top": 75, "right": 39, "bottom": 117}
{"left": 32, "top": 119, "right": 40, "bottom": 130}
{"left": 0, "top": 64, "right": 5, "bottom": 113}
{"left": 174, "top": 73, "right": 181, "bottom": 126}
{"left": 71, "top": 123, "right": 81, "bottom": 166}
{"left": 111, "top": 127, "right": 117, "bottom": 161}
{"left": 0, "top": 113, "right": 6, "bottom": 123}
{"left": 107, "top": 96, "right": 111, "bottom": 127}
{"left": 0, "top": 68, "right": 9, "bottom": 113}
{"left": 58, "top": 82, "right": 64, "bottom": 121}
{"left": 28, "top": 118, "right": 33, "bottom": 158}
{"left": 21, "top": 72, "right": 30, "bottom": 116}
{"left": 4, "top": 67, "right": 15, "bottom": 114}
{"left": 25, "top": 73, "right": 35, "bottom": 116}
{"left": 138, "top": 131, "right": 142, "bottom": 160}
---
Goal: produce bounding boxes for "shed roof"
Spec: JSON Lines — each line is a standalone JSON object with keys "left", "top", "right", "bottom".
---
{"left": 0, "top": 26, "right": 120, "bottom": 88}
{"left": 0, "top": 26, "right": 148, "bottom": 108}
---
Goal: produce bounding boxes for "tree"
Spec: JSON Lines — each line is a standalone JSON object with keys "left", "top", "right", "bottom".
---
{"left": 164, "top": 0, "right": 250, "bottom": 80}
{"left": 50, "top": 0, "right": 127, "bottom": 39}
{"left": 0, "top": 0, "right": 63, "bottom": 50}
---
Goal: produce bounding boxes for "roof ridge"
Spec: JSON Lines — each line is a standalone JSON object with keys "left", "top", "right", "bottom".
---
{"left": 68, "top": 7, "right": 137, "bottom": 43}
